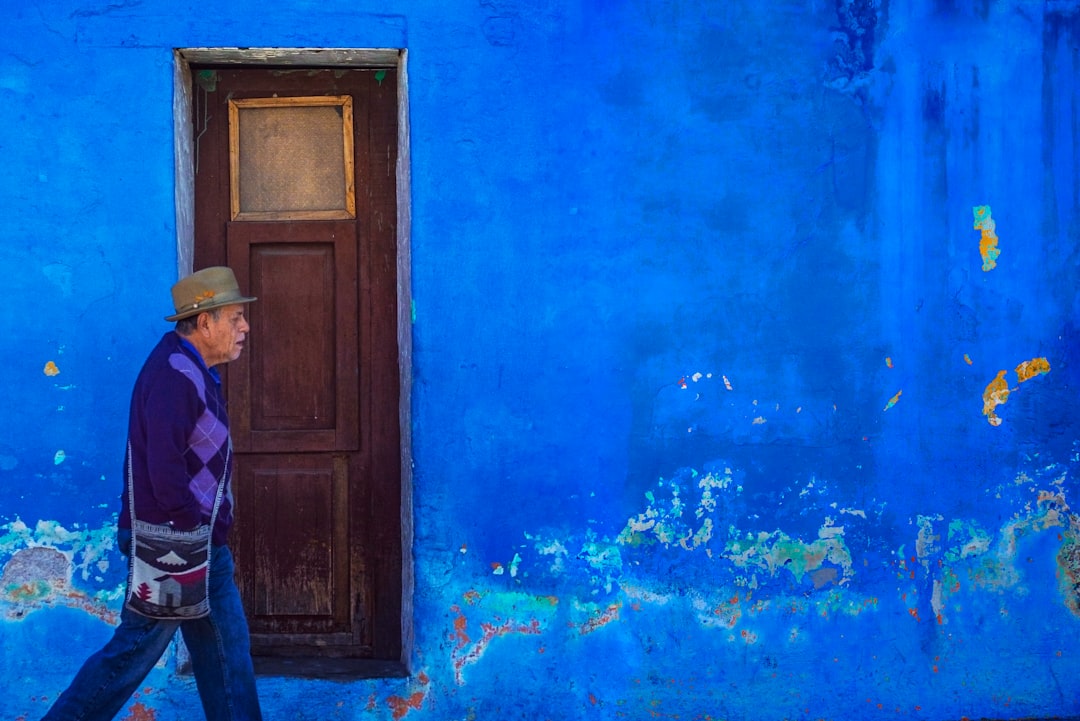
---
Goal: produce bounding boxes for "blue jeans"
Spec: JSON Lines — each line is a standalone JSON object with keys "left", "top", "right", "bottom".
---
{"left": 42, "top": 531, "right": 262, "bottom": 721}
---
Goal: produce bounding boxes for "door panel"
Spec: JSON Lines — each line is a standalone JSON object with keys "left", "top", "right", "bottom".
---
{"left": 235, "top": 453, "right": 351, "bottom": 628}
{"left": 192, "top": 65, "right": 401, "bottom": 663}
{"left": 228, "top": 221, "right": 359, "bottom": 453}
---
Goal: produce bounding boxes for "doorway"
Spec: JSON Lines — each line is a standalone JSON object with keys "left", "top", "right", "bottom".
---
{"left": 177, "top": 52, "right": 410, "bottom": 675}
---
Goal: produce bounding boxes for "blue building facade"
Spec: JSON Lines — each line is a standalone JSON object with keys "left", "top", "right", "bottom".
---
{"left": 3, "top": 1, "right": 1080, "bottom": 719}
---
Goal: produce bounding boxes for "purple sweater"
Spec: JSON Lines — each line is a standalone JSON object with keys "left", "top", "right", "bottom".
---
{"left": 118, "top": 332, "right": 235, "bottom": 546}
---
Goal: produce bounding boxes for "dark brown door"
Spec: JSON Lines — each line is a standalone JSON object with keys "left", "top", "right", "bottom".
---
{"left": 191, "top": 66, "right": 401, "bottom": 664}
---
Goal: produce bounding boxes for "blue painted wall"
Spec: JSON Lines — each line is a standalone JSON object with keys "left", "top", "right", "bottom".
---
{"left": 3, "top": 1, "right": 1080, "bottom": 719}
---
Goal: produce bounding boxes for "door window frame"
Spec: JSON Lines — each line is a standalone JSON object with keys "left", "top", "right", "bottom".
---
{"left": 172, "top": 47, "right": 414, "bottom": 675}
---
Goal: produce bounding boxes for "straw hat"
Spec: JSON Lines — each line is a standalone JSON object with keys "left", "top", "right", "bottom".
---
{"left": 165, "top": 266, "right": 257, "bottom": 322}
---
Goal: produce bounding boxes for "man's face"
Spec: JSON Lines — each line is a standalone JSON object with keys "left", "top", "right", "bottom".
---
{"left": 201, "top": 304, "right": 250, "bottom": 366}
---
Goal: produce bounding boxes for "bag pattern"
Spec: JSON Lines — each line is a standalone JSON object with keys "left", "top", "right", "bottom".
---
{"left": 124, "top": 443, "right": 229, "bottom": 620}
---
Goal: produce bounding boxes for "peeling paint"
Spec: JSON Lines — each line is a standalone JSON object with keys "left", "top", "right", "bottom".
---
{"left": 973, "top": 204, "right": 1000, "bottom": 271}
{"left": 982, "top": 359, "right": 1051, "bottom": 426}
{"left": 982, "top": 370, "right": 1010, "bottom": 426}
{"left": 449, "top": 602, "right": 542, "bottom": 684}
{"left": 387, "top": 673, "right": 429, "bottom": 720}
{"left": 1016, "top": 357, "right": 1050, "bottom": 383}
{"left": 0, "top": 517, "right": 121, "bottom": 620}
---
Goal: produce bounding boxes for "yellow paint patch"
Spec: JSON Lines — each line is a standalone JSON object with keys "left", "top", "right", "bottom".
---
{"left": 973, "top": 205, "right": 1001, "bottom": 271}
{"left": 982, "top": 359, "right": 1051, "bottom": 426}
{"left": 1016, "top": 357, "right": 1050, "bottom": 383}
{"left": 43, "top": 361, "right": 60, "bottom": 376}
{"left": 982, "top": 370, "right": 1010, "bottom": 426}
{"left": 883, "top": 390, "right": 902, "bottom": 411}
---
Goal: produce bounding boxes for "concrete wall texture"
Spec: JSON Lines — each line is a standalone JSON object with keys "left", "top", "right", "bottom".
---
{"left": 3, "top": 1, "right": 1080, "bottom": 719}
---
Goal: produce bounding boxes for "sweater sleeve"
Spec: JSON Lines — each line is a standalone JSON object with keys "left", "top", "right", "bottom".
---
{"left": 141, "top": 367, "right": 205, "bottom": 529}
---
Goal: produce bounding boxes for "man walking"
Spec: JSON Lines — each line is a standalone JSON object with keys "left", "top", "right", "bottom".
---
{"left": 43, "top": 267, "right": 263, "bottom": 720}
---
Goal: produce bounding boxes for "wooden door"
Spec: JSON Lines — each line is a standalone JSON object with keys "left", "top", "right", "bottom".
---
{"left": 191, "top": 66, "right": 401, "bottom": 666}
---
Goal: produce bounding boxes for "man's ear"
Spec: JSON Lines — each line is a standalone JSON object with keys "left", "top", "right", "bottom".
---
{"left": 197, "top": 311, "right": 212, "bottom": 335}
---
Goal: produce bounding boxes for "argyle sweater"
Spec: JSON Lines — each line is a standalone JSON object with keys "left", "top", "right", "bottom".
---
{"left": 118, "top": 332, "right": 235, "bottom": 546}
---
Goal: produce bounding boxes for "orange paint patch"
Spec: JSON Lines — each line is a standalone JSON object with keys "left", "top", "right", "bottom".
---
{"left": 451, "top": 612, "right": 543, "bottom": 684}
{"left": 43, "top": 361, "right": 60, "bottom": 376}
{"left": 387, "top": 691, "right": 425, "bottom": 720}
{"left": 450, "top": 605, "right": 471, "bottom": 649}
{"left": 973, "top": 205, "right": 1000, "bottom": 271}
{"left": 1016, "top": 357, "right": 1050, "bottom": 383}
{"left": 121, "top": 702, "right": 156, "bottom": 721}
{"left": 982, "top": 370, "right": 1010, "bottom": 426}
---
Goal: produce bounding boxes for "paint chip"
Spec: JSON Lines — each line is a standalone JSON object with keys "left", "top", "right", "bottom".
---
{"left": 1016, "top": 357, "right": 1050, "bottom": 383}
{"left": 44, "top": 361, "right": 60, "bottom": 376}
{"left": 973, "top": 205, "right": 1000, "bottom": 271}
